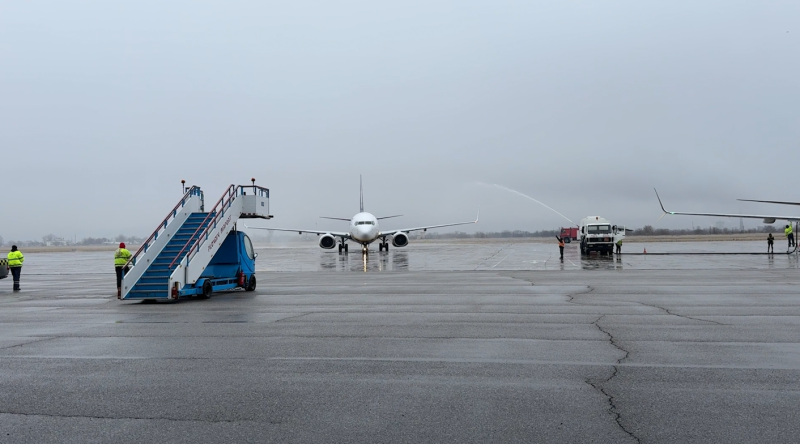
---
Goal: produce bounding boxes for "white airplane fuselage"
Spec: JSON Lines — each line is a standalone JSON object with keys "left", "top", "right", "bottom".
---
{"left": 243, "top": 175, "right": 478, "bottom": 253}
{"left": 349, "top": 212, "right": 380, "bottom": 244}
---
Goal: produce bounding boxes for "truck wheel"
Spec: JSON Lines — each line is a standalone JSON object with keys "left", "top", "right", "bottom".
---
{"left": 565, "top": 237, "right": 571, "bottom": 244}
{"left": 198, "top": 281, "right": 212, "bottom": 299}
{"left": 246, "top": 275, "right": 256, "bottom": 292}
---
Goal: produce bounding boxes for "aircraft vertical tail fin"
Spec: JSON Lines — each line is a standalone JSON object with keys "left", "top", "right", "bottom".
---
{"left": 360, "top": 175, "right": 364, "bottom": 212}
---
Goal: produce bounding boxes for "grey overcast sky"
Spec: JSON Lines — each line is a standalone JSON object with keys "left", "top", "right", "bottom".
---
{"left": 1, "top": 1, "right": 798, "bottom": 241}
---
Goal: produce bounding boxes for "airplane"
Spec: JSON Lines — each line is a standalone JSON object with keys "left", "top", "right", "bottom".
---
{"left": 655, "top": 189, "right": 800, "bottom": 225}
{"left": 245, "top": 177, "right": 479, "bottom": 254}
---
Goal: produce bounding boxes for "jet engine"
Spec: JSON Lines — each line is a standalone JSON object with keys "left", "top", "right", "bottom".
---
{"left": 391, "top": 232, "right": 409, "bottom": 247}
{"left": 318, "top": 234, "right": 337, "bottom": 249}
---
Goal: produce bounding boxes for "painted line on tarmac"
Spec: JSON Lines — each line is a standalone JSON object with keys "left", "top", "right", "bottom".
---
{"left": 492, "top": 251, "right": 514, "bottom": 268}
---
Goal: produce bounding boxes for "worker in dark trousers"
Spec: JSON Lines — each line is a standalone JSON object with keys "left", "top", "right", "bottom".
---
{"left": 114, "top": 242, "right": 132, "bottom": 297}
{"left": 785, "top": 225, "right": 795, "bottom": 251}
{"left": 555, "top": 235, "right": 565, "bottom": 260}
{"left": 767, "top": 233, "right": 774, "bottom": 254}
{"left": 7, "top": 245, "right": 24, "bottom": 291}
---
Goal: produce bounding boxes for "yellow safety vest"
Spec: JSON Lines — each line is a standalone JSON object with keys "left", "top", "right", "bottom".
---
{"left": 7, "top": 250, "right": 24, "bottom": 267}
{"left": 616, "top": 239, "right": 623, "bottom": 246}
{"left": 114, "top": 248, "right": 132, "bottom": 267}
{"left": 786, "top": 226, "right": 793, "bottom": 236}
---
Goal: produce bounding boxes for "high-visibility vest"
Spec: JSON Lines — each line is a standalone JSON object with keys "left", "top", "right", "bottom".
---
{"left": 7, "top": 250, "right": 24, "bottom": 267}
{"left": 558, "top": 240, "right": 565, "bottom": 247}
{"left": 114, "top": 248, "right": 132, "bottom": 266}
{"left": 616, "top": 239, "right": 623, "bottom": 246}
{"left": 786, "top": 226, "right": 793, "bottom": 236}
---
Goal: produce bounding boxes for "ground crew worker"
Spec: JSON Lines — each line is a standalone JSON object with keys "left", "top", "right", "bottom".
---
{"left": 555, "top": 235, "right": 565, "bottom": 260}
{"left": 768, "top": 233, "right": 774, "bottom": 254}
{"left": 7, "top": 245, "right": 24, "bottom": 292}
{"left": 114, "top": 242, "right": 132, "bottom": 297}
{"left": 785, "top": 224, "right": 795, "bottom": 251}
{"left": 616, "top": 238, "right": 623, "bottom": 255}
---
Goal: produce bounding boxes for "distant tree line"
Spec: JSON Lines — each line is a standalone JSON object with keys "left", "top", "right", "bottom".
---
{"left": 631, "top": 225, "right": 777, "bottom": 236}
{"left": 417, "top": 225, "right": 778, "bottom": 240}
{"left": 0, "top": 234, "right": 143, "bottom": 247}
{"left": 421, "top": 230, "right": 559, "bottom": 239}
{"left": 0, "top": 225, "right": 782, "bottom": 248}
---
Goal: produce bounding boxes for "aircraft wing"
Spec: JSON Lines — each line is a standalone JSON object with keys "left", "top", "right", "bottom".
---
{"left": 738, "top": 199, "right": 800, "bottom": 206}
{"left": 655, "top": 190, "right": 800, "bottom": 223}
{"left": 380, "top": 211, "right": 479, "bottom": 235}
{"left": 243, "top": 224, "right": 351, "bottom": 238}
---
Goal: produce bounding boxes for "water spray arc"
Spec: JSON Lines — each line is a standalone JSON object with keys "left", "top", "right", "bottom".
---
{"left": 479, "top": 183, "right": 578, "bottom": 227}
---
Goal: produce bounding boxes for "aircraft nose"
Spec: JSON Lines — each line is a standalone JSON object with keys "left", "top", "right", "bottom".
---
{"left": 354, "top": 226, "right": 370, "bottom": 239}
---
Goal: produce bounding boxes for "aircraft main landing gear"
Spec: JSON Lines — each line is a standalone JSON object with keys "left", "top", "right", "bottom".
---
{"left": 338, "top": 243, "right": 349, "bottom": 254}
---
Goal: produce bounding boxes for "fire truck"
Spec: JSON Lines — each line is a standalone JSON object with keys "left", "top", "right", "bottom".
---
{"left": 559, "top": 227, "right": 579, "bottom": 243}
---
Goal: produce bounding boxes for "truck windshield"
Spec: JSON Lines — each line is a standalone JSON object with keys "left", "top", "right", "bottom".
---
{"left": 587, "top": 225, "right": 611, "bottom": 234}
{"left": 243, "top": 234, "right": 255, "bottom": 260}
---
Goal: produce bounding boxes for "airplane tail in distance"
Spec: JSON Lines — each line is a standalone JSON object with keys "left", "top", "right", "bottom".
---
{"left": 360, "top": 175, "right": 364, "bottom": 212}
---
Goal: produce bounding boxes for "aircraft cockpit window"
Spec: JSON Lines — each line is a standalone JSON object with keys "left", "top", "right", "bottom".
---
{"left": 356, "top": 221, "right": 374, "bottom": 226}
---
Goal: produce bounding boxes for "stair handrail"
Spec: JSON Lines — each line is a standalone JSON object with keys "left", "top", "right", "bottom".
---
{"left": 238, "top": 183, "right": 270, "bottom": 198}
{"left": 169, "top": 184, "right": 237, "bottom": 269}
{"left": 125, "top": 185, "right": 203, "bottom": 269}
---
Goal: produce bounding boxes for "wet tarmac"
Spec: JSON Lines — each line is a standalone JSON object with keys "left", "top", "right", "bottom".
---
{"left": 1, "top": 240, "right": 799, "bottom": 443}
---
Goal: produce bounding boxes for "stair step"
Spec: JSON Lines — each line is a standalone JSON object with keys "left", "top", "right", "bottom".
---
{"left": 133, "top": 284, "right": 167, "bottom": 289}
{"left": 127, "top": 291, "right": 168, "bottom": 297}
{"left": 128, "top": 210, "right": 219, "bottom": 294}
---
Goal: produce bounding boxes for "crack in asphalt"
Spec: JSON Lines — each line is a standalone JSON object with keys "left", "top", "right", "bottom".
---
{"left": 585, "top": 315, "right": 640, "bottom": 443}
{"left": 635, "top": 302, "right": 724, "bottom": 325}
{"left": 275, "top": 313, "right": 310, "bottom": 323}
{"left": 0, "top": 337, "right": 58, "bottom": 351}
{"left": 567, "top": 286, "right": 594, "bottom": 303}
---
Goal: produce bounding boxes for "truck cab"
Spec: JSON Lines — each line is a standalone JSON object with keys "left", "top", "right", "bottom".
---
{"left": 179, "top": 230, "right": 258, "bottom": 299}
{"left": 579, "top": 216, "right": 615, "bottom": 255}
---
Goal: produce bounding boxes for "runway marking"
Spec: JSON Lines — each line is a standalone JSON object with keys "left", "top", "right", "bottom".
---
{"left": 492, "top": 251, "right": 514, "bottom": 268}
{"left": 474, "top": 244, "right": 513, "bottom": 270}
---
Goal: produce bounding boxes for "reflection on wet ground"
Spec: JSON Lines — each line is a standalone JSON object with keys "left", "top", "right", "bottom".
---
{"left": 256, "top": 240, "right": 800, "bottom": 272}
{"left": 14, "top": 240, "right": 800, "bottom": 276}
{"left": 318, "top": 250, "right": 409, "bottom": 272}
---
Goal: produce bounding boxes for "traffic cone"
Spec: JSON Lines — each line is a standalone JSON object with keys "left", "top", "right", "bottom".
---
{"left": 643, "top": 248, "right": 647, "bottom": 254}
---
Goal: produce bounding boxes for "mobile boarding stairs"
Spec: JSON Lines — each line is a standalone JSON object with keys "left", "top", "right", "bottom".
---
{"left": 120, "top": 183, "right": 272, "bottom": 301}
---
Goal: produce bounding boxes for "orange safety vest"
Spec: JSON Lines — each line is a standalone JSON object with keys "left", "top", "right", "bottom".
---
{"left": 558, "top": 240, "right": 565, "bottom": 247}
